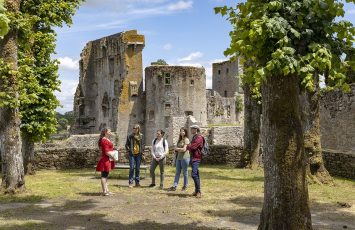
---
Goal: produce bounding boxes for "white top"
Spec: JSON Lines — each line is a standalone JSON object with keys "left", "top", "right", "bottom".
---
{"left": 151, "top": 138, "right": 169, "bottom": 159}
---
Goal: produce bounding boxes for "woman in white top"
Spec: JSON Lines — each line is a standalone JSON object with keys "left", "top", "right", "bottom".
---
{"left": 149, "top": 129, "right": 169, "bottom": 189}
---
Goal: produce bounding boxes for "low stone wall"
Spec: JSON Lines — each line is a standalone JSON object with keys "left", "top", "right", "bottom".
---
{"left": 202, "top": 145, "right": 243, "bottom": 167}
{"left": 210, "top": 126, "right": 243, "bottom": 146}
{"left": 34, "top": 146, "right": 354, "bottom": 179}
{"left": 322, "top": 149, "right": 355, "bottom": 179}
{"left": 34, "top": 145, "right": 244, "bottom": 170}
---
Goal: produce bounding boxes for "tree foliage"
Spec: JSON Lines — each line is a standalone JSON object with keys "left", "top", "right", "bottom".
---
{"left": 151, "top": 59, "right": 168, "bottom": 65}
{"left": 216, "top": 0, "right": 355, "bottom": 96}
{"left": 0, "top": 0, "right": 82, "bottom": 143}
{"left": 0, "top": 0, "right": 9, "bottom": 38}
{"left": 216, "top": 1, "right": 354, "bottom": 228}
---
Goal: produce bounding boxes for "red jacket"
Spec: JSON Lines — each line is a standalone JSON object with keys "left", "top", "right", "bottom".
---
{"left": 96, "top": 138, "right": 115, "bottom": 172}
{"left": 187, "top": 134, "right": 203, "bottom": 162}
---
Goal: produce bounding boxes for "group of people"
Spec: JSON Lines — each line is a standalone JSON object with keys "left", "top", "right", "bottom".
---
{"left": 95, "top": 124, "right": 204, "bottom": 198}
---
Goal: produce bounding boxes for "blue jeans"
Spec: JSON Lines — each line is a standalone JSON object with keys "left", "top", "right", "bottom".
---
{"left": 174, "top": 158, "right": 190, "bottom": 187}
{"left": 191, "top": 160, "right": 201, "bottom": 193}
{"left": 129, "top": 154, "right": 142, "bottom": 184}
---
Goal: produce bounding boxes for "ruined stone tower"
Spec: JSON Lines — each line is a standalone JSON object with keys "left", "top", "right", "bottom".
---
{"left": 212, "top": 60, "right": 241, "bottom": 97}
{"left": 144, "top": 65, "right": 207, "bottom": 145}
{"left": 71, "top": 30, "right": 145, "bottom": 146}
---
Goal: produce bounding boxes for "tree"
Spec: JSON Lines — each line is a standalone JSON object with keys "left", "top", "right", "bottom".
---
{"left": 242, "top": 84, "right": 261, "bottom": 169}
{"left": 241, "top": 60, "right": 262, "bottom": 169}
{"left": 0, "top": 0, "right": 25, "bottom": 194}
{"left": 0, "top": 0, "right": 9, "bottom": 38}
{"left": 17, "top": 0, "right": 82, "bottom": 174}
{"left": 216, "top": 0, "right": 354, "bottom": 229}
{"left": 151, "top": 59, "right": 168, "bottom": 65}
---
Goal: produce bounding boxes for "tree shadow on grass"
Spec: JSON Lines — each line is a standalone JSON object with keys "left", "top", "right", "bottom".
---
{"left": 201, "top": 171, "right": 264, "bottom": 182}
{"left": 206, "top": 195, "right": 355, "bottom": 230}
{"left": 165, "top": 193, "right": 191, "bottom": 198}
{"left": 205, "top": 195, "right": 262, "bottom": 227}
{"left": 78, "top": 192, "right": 103, "bottom": 197}
{"left": 0, "top": 195, "right": 45, "bottom": 203}
{"left": 0, "top": 199, "right": 223, "bottom": 230}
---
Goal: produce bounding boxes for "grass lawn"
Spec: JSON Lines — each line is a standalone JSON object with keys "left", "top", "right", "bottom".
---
{"left": 0, "top": 165, "right": 354, "bottom": 229}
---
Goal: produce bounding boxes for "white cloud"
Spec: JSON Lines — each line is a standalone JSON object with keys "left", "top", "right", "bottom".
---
{"left": 163, "top": 43, "right": 172, "bottom": 50}
{"left": 347, "top": 9, "right": 355, "bottom": 14}
{"left": 178, "top": 51, "right": 203, "bottom": 62}
{"left": 58, "top": 57, "right": 79, "bottom": 70}
{"left": 205, "top": 66, "right": 213, "bottom": 89}
{"left": 55, "top": 79, "right": 78, "bottom": 114}
{"left": 178, "top": 62, "right": 203, "bottom": 67}
{"left": 167, "top": 1, "right": 193, "bottom": 11}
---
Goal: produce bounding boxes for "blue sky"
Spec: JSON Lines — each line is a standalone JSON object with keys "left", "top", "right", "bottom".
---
{"left": 54, "top": 0, "right": 355, "bottom": 114}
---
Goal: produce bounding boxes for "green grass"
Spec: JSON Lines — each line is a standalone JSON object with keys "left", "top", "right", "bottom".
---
{"left": 0, "top": 166, "right": 354, "bottom": 229}
{"left": 1, "top": 166, "right": 353, "bottom": 204}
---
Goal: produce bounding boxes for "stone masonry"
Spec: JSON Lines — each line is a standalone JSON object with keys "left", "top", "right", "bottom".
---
{"left": 144, "top": 65, "right": 207, "bottom": 145}
{"left": 71, "top": 30, "right": 145, "bottom": 146}
{"left": 70, "top": 31, "right": 243, "bottom": 147}
{"left": 320, "top": 84, "right": 355, "bottom": 152}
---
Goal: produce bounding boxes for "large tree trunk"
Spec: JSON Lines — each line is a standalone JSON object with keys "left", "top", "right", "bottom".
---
{"left": 300, "top": 76, "right": 332, "bottom": 184}
{"left": 0, "top": 0, "right": 25, "bottom": 194}
{"left": 258, "top": 75, "right": 312, "bottom": 230}
{"left": 242, "top": 84, "right": 261, "bottom": 169}
{"left": 22, "top": 134, "right": 35, "bottom": 175}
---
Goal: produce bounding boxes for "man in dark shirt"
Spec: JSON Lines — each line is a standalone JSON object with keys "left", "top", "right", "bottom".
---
{"left": 186, "top": 124, "right": 203, "bottom": 198}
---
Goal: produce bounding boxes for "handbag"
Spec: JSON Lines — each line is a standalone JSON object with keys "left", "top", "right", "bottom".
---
{"left": 108, "top": 150, "right": 119, "bottom": 161}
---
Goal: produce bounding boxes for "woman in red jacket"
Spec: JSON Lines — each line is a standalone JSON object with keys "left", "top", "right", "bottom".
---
{"left": 96, "top": 128, "right": 116, "bottom": 196}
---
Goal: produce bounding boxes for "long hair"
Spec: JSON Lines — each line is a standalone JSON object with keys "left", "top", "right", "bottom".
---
{"left": 134, "top": 124, "right": 141, "bottom": 135}
{"left": 177, "top": 127, "right": 189, "bottom": 143}
{"left": 98, "top": 128, "right": 109, "bottom": 147}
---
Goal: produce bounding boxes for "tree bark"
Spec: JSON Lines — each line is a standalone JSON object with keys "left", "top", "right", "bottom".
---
{"left": 22, "top": 134, "right": 35, "bottom": 175}
{"left": 242, "top": 84, "right": 261, "bottom": 169}
{"left": 300, "top": 76, "right": 332, "bottom": 184}
{"left": 0, "top": 0, "right": 25, "bottom": 194}
{"left": 258, "top": 75, "right": 312, "bottom": 230}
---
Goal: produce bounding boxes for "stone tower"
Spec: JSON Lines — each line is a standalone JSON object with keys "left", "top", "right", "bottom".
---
{"left": 212, "top": 60, "right": 241, "bottom": 97}
{"left": 144, "top": 65, "right": 207, "bottom": 145}
{"left": 71, "top": 30, "right": 145, "bottom": 146}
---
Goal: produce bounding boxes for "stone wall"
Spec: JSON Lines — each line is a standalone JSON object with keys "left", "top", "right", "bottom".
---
{"left": 71, "top": 30, "right": 145, "bottom": 147}
{"left": 33, "top": 145, "right": 354, "bottom": 179}
{"left": 322, "top": 149, "right": 355, "bottom": 179}
{"left": 33, "top": 145, "right": 244, "bottom": 170}
{"left": 320, "top": 84, "right": 355, "bottom": 152}
{"left": 212, "top": 60, "right": 242, "bottom": 97}
{"left": 206, "top": 90, "right": 242, "bottom": 125}
{"left": 144, "top": 65, "right": 207, "bottom": 145}
{"left": 202, "top": 145, "right": 244, "bottom": 166}
{"left": 210, "top": 126, "right": 243, "bottom": 146}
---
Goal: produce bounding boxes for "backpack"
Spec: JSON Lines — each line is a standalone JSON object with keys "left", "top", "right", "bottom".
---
{"left": 153, "top": 138, "right": 166, "bottom": 151}
{"left": 201, "top": 136, "right": 209, "bottom": 156}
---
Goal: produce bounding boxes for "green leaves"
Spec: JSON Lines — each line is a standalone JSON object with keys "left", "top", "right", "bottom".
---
{"left": 0, "top": 0, "right": 9, "bottom": 38}
{"left": 216, "top": 0, "right": 354, "bottom": 93}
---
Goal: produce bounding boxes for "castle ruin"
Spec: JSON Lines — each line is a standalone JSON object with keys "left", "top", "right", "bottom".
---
{"left": 71, "top": 30, "right": 242, "bottom": 146}
{"left": 71, "top": 30, "right": 145, "bottom": 144}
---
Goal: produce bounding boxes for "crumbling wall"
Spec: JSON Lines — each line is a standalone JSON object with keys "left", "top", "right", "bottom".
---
{"left": 320, "top": 84, "right": 355, "bottom": 152}
{"left": 144, "top": 66, "right": 207, "bottom": 144}
{"left": 212, "top": 60, "right": 241, "bottom": 97}
{"left": 206, "top": 90, "right": 242, "bottom": 125}
{"left": 71, "top": 30, "right": 145, "bottom": 147}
